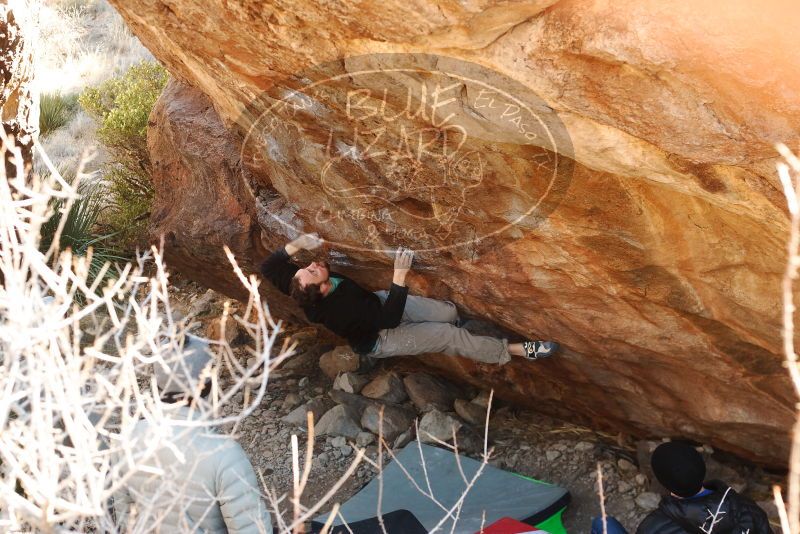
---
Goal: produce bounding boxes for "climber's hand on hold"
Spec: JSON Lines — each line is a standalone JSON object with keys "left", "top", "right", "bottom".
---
{"left": 392, "top": 247, "right": 414, "bottom": 286}
{"left": 286, "top": 233, "right": 324, "bottom": 255}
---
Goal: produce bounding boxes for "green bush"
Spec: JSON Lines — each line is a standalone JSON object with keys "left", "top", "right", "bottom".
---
{"left": 79, "top": 61, "right": 168, "bottom": 251}
{"left": 39, "top": 92, "right": 79, "bottom": 137}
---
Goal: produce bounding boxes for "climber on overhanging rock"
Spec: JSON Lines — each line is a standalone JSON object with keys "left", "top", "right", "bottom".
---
{"left": 260, "top": 233, "right": 560, "bottom": 364}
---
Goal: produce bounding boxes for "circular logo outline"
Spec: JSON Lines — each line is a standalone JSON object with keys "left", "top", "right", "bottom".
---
{"left": 239, "top": 54, "right": 573, "bottom": 255}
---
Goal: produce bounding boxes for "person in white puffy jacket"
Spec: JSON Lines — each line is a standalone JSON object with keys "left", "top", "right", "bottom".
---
{"left": 112, "top": 334, "right": 272, "bottom": 533}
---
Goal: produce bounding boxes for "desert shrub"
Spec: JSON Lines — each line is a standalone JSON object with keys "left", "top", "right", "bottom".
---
{"left": 38, "top": 173, "right": 126, "bottom": 298}
{"left": 79, "top": 61, "right": 168, "bottom": 250}
{"left": 39, "top": 91, "right": 79, "bottom": 137}
{"left": 1, "top": 140, "right": 280, "bottom": 531}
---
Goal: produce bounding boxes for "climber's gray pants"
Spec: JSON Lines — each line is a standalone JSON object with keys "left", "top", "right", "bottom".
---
{"left": 368, "top": 291, "right": 512, "bottom": 365}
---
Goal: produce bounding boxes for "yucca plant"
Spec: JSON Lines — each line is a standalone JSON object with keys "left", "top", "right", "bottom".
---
{"left": 38, "top": 176, "right": 126, "bottom": 298}
{"left": 39, "top": 91, "right": 79, "bottom": 137}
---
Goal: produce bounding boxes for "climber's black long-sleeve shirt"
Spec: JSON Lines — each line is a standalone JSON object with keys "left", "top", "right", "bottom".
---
{"left": 260, "top": 248, "right": 409, "bottom": 353}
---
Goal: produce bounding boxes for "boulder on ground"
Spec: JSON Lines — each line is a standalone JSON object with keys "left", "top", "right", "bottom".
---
{"left": 281, "top": 397, "right": 329, "bottom": 428}
{"left": 361, "top": 372, "right": 407, "bottom": 403}
{"left": 189, "top": 289, "right": 216, "bottom": 317}
{"left": 356, "top": 431, "right": 375, "bottom": 447}
{"left": 393, "top": 429, "right": 414, "bottom": 450}
{"left": 333, "top": 372, "right": 369, "bottom": 394}
{"left": 404, "top": 373, "right": 458, "bottom": 412}
{"left": 315, "top": 404, "right": 362, "bottom": 439}
{"left": 205, "top": 316, "right": 240, "bottom": 345}
{"left": 329, "top": 389, "right": 372, "bottom": 418}
{"left": 471, "top": 390, "right": 492, "bottom": 409}
{"left": 360, "top": 403, "right": 415, "bottom": 442}
{"left": 454, "top": 398, "right": 488, "bottom": 426}
{"left": 418, "top": 410, "right": 463, "bottom": 444}
{"left": 319, "top": 346, "right": 359, "bottom": 379}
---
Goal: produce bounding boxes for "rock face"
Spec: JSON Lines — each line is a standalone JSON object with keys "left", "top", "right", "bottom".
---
{"left": 1, "top": 4, "right": 37, "bottom": 176}
{"left": 111, "top": 0, "right": 800, "bottom": 465}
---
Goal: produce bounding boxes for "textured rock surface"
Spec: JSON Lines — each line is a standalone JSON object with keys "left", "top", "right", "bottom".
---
{"left": 404, "top": 372, "right": 459, "bottom": 412}
{"left": 315, "top": 405, "right": 362, "bottom": 439}
{"left": 113, "top": 0, "right": 800, "bottom": 465}
{"left": 0, "top": 4, "right": 37, "bottom": 175}
{"left": 418, "top": 410, "right": 463, "bottom": 444}
{"left": 361, "top": 372, "right": 407, "bottom": 404}
{"left": 318, "top": 346, "right": 360, "bottom": 379}
{"left": 360, "top": 403, "right": 415, "bottom": 442}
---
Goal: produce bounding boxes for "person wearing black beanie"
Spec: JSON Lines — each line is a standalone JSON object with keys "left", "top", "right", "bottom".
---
{"left": 650, "top": 441, "right": 706, "bottom": 498}
{"left": 635, "top": 441, "right": 774, "bottom": 534}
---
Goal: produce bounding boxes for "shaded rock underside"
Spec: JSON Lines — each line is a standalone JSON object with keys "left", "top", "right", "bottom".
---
{"left": 112, "top": 0, "right": 800, "bottom": 465}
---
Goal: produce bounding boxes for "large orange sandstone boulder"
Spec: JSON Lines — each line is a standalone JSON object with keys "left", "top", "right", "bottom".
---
{"left": 113, "top": 0, "right": 800, "bottom": 465}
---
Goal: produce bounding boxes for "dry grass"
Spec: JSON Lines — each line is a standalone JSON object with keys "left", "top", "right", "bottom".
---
{"left": 32, "top": 0, "right": 153, "bottom": 176}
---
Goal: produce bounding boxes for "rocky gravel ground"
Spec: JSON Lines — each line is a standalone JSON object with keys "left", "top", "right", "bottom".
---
{"left": 169, "top": 280, "right": 783, "bottom": 533}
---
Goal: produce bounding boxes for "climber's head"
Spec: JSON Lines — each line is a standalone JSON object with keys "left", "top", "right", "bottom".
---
{"left": 289, "top": 261, "right": 330, "bottom": 307}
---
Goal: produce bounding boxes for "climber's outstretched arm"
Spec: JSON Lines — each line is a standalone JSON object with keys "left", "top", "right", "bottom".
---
{"left": 260, "top": 233, "right": 323, "bottom": 295}
{"left": 376, "top": 247, "right": 413, "bottom": 329}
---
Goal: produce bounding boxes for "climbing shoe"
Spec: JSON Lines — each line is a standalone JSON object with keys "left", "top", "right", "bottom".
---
{"left": 522, "top": 340, "right": 559, "bottom": 360}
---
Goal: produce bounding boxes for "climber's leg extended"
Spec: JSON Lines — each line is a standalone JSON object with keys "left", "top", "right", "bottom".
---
{"left": 371, "top": 291, "right": 560, "bottom": 362}
{"left": 369, "top": 321, "right": 511, "bottom": 364}
{"left": 373, "top": 290, "right": 458, "bottom": 324}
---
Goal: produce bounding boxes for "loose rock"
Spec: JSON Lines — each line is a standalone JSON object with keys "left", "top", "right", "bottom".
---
{"left": 546, "top": 450, "right": 561, "bottom": 462}
{"left": 454, "top": 398, "right": 488, "bottom": 426}
{"left": 319, "top": 346, "right": 359, "bottom": 379}
{"left": 635, "top": 492, "right": 661, "bottom": 511}
{"left": 280, "top": 398, "right": 328, "bottom": 427}
{"left": 393, "top": 429, "right": 413, "bottom": 449}
{"left": 471, "top": 390, "right": 492, "bottom": 408}
{"left": 315, "top": 405, "right": 362, "bottom": 439}
{"left": 418, "top": 410, "right": 462, "bottom": 444}
{"left": 618, "top": 458, "right": 637, "bottom": 472}
{"left": 281, "top": 392, "right": 302, "bottom": 412}
{"left": 329, "top": 389, "right": 372, "bottom": 419}
{"left": 333, "top": 372, "right": 369, "bottom": 394}
{"left": 404, "top": 373, "right": 458, "bottom": 412}
{"left": 362, "top": 372, "right": 407, "bottom": 403}
{"left": 356, "top": 432, "right": 375, "bottom": 447}
{"left": 189, "top": 289, "right": 215, "bottom": 317}
{"left": 205, "top": 316, "right": 239, "bottom": 344}
{"left": 360, "top": 403, "right": 415, "bottom": 442}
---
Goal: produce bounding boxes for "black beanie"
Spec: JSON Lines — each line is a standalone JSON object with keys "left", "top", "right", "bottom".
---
{"left": 651, "top": 441, "right": 706, "bottom": 498}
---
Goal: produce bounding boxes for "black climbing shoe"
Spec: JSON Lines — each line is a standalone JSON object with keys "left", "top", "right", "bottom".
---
{"left": 522, "top": 340, "right": 559, "bottom": 360}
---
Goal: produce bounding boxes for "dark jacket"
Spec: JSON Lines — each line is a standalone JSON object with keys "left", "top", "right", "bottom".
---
{"left": 261, "top": 248, "right": 408, "bottom": 353}
{"left": 636, "top": 481, "right": 773, "bottom": 534}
